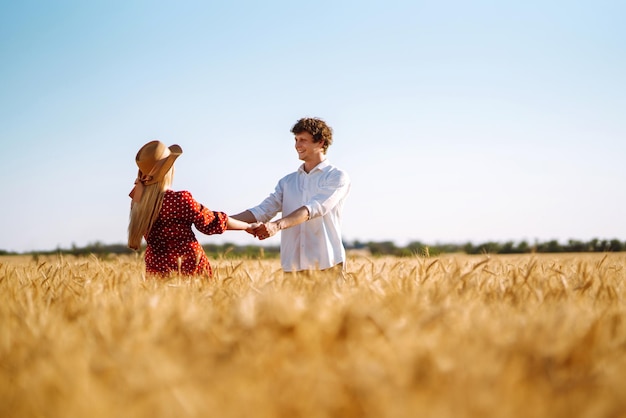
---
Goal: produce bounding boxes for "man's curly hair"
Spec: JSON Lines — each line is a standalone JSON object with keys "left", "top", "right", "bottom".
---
{"left": 290, "top": 117, "right": 333, "bottom": 154}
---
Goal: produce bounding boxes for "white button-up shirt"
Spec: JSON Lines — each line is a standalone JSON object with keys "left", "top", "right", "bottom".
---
{"left": 248, "top": 160, "right": 351, "bottom": 272}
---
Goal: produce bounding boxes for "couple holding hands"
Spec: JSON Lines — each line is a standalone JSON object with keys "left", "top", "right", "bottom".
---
{"left": 128, "top": 117, "right": 351, "bottom": 278}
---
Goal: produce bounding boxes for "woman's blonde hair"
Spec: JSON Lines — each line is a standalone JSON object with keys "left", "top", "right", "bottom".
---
{"left": 128, "top": 168, "right": 174, "bottom": 250}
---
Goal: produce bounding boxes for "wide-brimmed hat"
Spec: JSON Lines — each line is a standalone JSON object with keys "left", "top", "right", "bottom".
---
{"left": 129, "top": 140, "right": 182, "bottom": 202}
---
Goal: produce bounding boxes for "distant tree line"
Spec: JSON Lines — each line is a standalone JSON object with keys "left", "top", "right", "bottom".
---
{"left": 364, "top": 238, "right": 626, "bottom": 257}
{"left": 1, "top": 238, "right": 624, "bottom": 258}
{"left": 0, "top": 242, "right": 281, "bottom": 259}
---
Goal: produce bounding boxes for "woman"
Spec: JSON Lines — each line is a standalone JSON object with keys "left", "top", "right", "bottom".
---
{"left": 128, "top": 140, "right": 256, "bottom": 277}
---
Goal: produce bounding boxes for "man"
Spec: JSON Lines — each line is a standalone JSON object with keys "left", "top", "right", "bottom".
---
{"left": 233, "top": 117, "right": 351, "bottom": 273}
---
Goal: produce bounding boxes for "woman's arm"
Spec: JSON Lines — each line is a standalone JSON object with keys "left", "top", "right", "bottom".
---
{"left": 227, "top": 216, "right": 261, "bottom": 236}
{"left": 226, "top": 217, "right": 251, "bottom": 230}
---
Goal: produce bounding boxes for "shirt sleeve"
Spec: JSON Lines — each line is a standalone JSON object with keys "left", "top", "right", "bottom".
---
{"left": 181, "top": 191, "right": 228, "bottom": 235}
{"left": 305, "top": 169, "right": 351, "bottom": 219}
{"left": 248, "top": 180, "right": 284, "bottom": 223}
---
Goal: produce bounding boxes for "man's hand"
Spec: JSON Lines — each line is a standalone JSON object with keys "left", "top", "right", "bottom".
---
{"left": 253, "top": 222, "right": 280, "bottom": 240}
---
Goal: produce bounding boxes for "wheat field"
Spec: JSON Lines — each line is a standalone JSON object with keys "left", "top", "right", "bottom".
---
{"left": 1, "top": 252, "right": 625, "bottom": 418}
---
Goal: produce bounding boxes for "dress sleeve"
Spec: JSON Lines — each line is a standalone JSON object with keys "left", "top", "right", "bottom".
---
{"left": 181, "top": 191, "right": 229, "bottom": 236}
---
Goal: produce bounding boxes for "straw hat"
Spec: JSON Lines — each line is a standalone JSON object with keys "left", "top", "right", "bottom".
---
{"left": 129, "top": 140, "right": 182, "bottom": 202}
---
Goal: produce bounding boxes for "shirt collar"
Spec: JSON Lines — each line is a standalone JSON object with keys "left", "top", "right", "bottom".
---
{"left": 298, "top": 159, "right": 330, "bottom": 174}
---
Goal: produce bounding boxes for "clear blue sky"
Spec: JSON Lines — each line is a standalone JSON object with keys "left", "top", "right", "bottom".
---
{"left": 1, "top": 0, "right": 624, "bottom": 253}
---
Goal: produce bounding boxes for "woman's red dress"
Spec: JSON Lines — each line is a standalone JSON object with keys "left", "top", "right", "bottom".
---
{"left": 144, "top": 190, "right": 228, "bottom": 277}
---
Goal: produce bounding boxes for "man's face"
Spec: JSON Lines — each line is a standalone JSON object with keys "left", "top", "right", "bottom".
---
{"left": 294, "top": 131, "right": 324, "bottom": 161}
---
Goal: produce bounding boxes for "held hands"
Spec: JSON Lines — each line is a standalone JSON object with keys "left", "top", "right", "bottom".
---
{"left": 245, "top": 222, "right": 262, "bottom": 236}
{"left": 246, "top": 222, "right": 280, "bottom": 240}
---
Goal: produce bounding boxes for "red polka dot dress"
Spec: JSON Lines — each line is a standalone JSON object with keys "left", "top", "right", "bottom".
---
{"left": 144, "top": 190, "right": 228, "bottom": 277}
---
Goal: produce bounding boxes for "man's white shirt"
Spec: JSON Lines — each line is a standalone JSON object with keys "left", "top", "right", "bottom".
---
{"left": 248, "top": 160, "right": 351, "bottom": 272}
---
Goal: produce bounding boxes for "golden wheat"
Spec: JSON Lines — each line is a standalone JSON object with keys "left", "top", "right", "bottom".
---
{"left": 1, "top": 252, "right": 625, "bottom": 418}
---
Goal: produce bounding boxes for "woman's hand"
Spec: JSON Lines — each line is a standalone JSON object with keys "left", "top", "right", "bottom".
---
{"left": 246, "top": 222, "right": 262, "bottom": 237}
{"left": 253, "top": 222, "right": 280, "bottom": 240}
